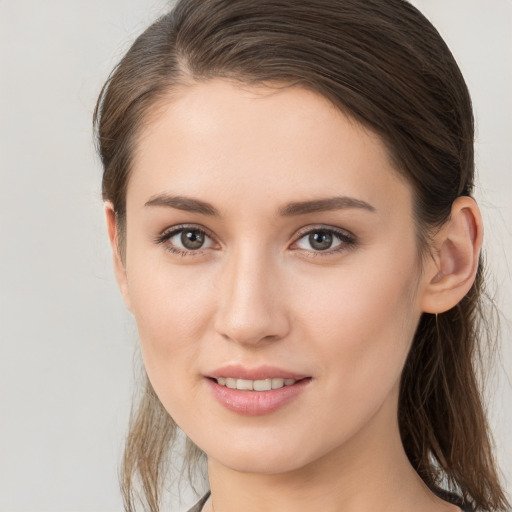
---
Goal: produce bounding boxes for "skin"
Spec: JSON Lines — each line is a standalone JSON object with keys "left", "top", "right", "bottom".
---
{"left": 107, "top": 79, "right": 482, "bottom": 512}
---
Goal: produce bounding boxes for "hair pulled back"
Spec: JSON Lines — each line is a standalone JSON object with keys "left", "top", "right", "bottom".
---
{"left": 94, "top": 1, "right": 510, "bottom": 511}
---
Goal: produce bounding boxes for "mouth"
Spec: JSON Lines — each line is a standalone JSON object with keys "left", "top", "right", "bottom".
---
{"left": 205, "top": 366, "right": 312, "bottom": 415}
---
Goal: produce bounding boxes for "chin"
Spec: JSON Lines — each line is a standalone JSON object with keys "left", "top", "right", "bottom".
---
{"left": 199, "top": 430, "right": 331, "bottom": 476}
{"left": 214, "top": 451, "right": 310, "bottom": 475}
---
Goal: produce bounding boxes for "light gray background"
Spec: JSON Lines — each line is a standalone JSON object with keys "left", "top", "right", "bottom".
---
{"left": 0, "top": 1, "right": 510, "bottom": 511}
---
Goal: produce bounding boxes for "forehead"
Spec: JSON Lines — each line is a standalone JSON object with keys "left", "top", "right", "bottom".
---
{"left": 128, "top": 79, "right": 413, "bottom": 219}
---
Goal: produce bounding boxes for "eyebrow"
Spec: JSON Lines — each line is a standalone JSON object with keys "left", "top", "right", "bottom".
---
{"left": 144, "top": 194, "right": 376, "bottom": 217}
{"left": 278, "top": 196, "right": 376, "bottom": 216}
{"left": 145, "top": 194, "right": 220, "bottom": 216}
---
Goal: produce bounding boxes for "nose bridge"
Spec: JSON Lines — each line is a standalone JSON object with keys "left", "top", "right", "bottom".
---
{"left": 214, "top": 240, "right": 289, "bottom": 345}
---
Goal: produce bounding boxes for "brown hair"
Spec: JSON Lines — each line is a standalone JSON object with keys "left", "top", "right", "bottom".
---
{"left": 93, "top": 1, "right": 510, "bottom": 511}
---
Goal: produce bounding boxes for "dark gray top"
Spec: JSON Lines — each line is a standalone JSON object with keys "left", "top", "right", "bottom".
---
{"left": 186, "top": 489, "right": 474, "bottom": 511}
{"left": 432, "top": 487, "right": 475, "bottom": 512}
{"left": 186, "top": 492, "right": 210, "bottom": 512}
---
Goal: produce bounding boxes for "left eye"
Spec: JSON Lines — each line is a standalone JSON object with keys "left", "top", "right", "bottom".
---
{"left": 295, "top": 229, "right": 350, "bottom": 252}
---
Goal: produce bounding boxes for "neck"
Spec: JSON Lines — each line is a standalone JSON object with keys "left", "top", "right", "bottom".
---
{"left": 205, "top": 384, "right": 450, "bottom": 512}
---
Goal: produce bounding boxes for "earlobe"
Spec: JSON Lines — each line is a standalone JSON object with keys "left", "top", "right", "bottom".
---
{"left": 421, "top": 196, "right": 483, "bottom": 314}
{"left": 105, "top": 202, "right": 132, "bottom": 312}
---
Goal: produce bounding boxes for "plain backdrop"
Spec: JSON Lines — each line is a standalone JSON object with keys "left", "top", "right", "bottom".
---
{"left": 0, "top": 1, "right": 510, "bottom": 511}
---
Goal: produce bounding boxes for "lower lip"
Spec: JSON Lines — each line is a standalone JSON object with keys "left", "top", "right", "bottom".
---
{"left": 206, "top": 378, "right": 311, "bottom": 416}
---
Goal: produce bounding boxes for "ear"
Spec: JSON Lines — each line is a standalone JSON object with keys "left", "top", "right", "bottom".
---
{"left": 105, "top": 202, "right": 132, "bottom": 312}
{"left": 420, "top": 196, "right": 483, "bottom": 314}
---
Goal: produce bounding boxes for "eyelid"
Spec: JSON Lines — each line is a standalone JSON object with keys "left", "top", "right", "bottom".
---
{"left": 293, "top": 224, "right": 354, "bottom": 240}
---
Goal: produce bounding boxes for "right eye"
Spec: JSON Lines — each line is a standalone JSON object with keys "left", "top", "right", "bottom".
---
{"left": 156, "top": 225, "right": 215, "bottom": 256}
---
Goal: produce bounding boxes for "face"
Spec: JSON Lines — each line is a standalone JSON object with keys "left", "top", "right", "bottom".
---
{"left": 118, "top": 79, "right": 428, "bottom": 475}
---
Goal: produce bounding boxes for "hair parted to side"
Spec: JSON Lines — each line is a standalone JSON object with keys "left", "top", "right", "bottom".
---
{"left": 93, "top": 1, "right": 510, "bottom": 511}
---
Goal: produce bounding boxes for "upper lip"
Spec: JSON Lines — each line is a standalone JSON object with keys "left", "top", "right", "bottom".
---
{"left": 207, "top": 364, "right": 310, "bottom": 381}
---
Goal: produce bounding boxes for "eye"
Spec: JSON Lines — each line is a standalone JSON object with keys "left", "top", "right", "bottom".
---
{"left": 156, "top": 225, "right": 215, "bottom": 255}
{"left": 293, "top": 227, "right": 355, "bottom": 254}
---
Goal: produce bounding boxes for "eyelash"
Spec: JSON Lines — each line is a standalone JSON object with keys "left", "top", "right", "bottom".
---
{"left": 154, "top": 224, "right": 357, "bottom": 258}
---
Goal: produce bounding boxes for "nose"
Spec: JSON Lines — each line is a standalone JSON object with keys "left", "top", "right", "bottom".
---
{"left": 214, "top": 246, "right": 291, "bottom": 346}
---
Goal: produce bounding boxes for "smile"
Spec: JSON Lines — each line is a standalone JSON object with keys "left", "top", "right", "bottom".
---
{"left": 207, "top": 372, "right": 312, "bottom": 416}
{"left": 215, "top": 377, "right": 298, "bottom": 391}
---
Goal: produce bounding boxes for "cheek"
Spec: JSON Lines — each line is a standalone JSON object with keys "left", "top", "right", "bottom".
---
{"left": 126, "top": 264, "right": 218, "bottom": 429}
{"left": 126, "top": 256, "right": 216, "bottom": 375}
{"left": 296, "top": 250, "right": 421, "bottom": 392}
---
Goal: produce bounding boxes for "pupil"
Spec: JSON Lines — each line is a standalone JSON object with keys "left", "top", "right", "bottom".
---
{"left": 181, "top": 230, "right": 204, "bottom": 250}
{"left": 309, "top": 231, "right": 332, "bottom": 251}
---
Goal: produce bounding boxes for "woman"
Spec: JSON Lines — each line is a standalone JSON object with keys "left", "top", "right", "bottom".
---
{"left": 94, "top": 1, "right": 510, "bottom": 511}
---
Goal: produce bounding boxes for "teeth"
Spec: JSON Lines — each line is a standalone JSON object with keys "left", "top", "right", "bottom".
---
{"left": 226, "top": 378, "right": 237, "bottom": 389}
{"left": 216, "top": 377, "right": 297, "bottom": 390}
{"left": 271, "top": 378, "right": 284, "bottom": 389}
{"left": 237, "top": 379, "right": 253, "bottom": 390}
{"left": 253, "top": 379, "right": 272, "bottom": 391}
